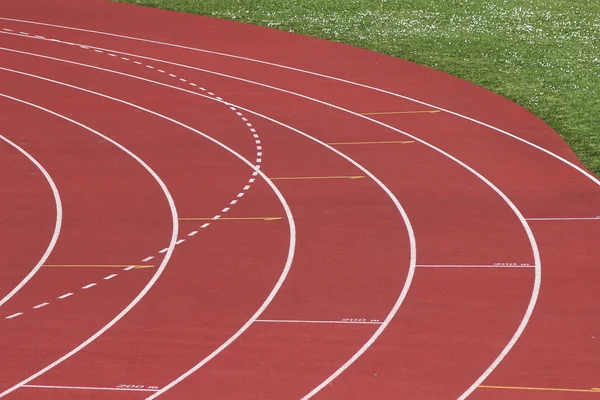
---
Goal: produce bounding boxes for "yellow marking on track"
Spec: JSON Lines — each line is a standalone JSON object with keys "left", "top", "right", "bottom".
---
{"left": 328, "top": 140, "right": 414, "bottom": 145}
{"left": 179, "top": 217, "right": 282, "bottom": 221}
{"left": 479, "top": 385, "right": 600, "bottom": 393}
{"left": 360, "top": 110, "right": 441, "bottom": 115}
{"left": 270, "top": 176, "right": 365, "bottom": 180}
{"left": 43, "top": 264, "right": 153, "bottom": 269}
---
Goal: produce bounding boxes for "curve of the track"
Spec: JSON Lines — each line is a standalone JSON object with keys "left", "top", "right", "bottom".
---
{"left": 2, "top": 3, "right": 597, "bottom": 396}
{"left": 0, "top": 28, "right": 540, "bottom": 400}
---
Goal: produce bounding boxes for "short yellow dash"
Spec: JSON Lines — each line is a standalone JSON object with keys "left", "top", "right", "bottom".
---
{"left": 328, "top": 140, "right": 415, "bottom": 145}
{"left": 479, "top": 385, "right": 600, "bottom": 393}
{"left": 43, "top": 264, "right": 153, "bottom": 269}
{"left": 360, "top": 110, "right": 441, "bottom": 115}
{"left": 179, "top": 217, "right": 282, "bottom": 221}
{"left": 270, "top": 176, "right": 365, "bottom": 180}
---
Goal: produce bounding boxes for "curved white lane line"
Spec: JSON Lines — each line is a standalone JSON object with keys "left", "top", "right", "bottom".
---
{"left": 0, "top": 68, "right": 298, "bottom": 398}
{"left": 0, "top": 50, "right": 537, "bottom": 398}
{"left": 0, "top": 134, "right": 62, "bottom": 308}
{"left": 0, "top": 93, "right": 179, "bottom": 398}
{"left": 1, "top": 51, "right": 417, "bottom": 398}
{"left": 0, "top": 18, "right": 596, "bottom": 185}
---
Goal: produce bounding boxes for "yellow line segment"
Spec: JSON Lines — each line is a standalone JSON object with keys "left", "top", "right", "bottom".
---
{"left": 360, "top": 110, "right": 441, "bottom": 115}
{"left": 179, "top": 217, "right": 282, "bottom": 221}
{"left": 270, "top": 176, "right": 365, "bottom": 180}
{"left": 328, "top": 140, "right": 414, "bottom": 145}
{"left": 43, "top": 264, "right": 153, "bottom": 269}
{"left": 479, "top": 385, "right": 600, "bottom": 393}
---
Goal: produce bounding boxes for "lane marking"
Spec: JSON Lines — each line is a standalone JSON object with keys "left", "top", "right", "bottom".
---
{"left": 57, "top": 293, "right": 73, "bottom": 299}
{"left": 43, "top": 264, "right": 153, "bottom": 269}
{"left": 256, "top": 319, "right": 382, "bottom": 325}
{"left": 5, "top": 312, "right": 23, "bottom": 319}
{"left": 103, "top": 274, "right": 118, "bottom": 280}
{"left": 179, "top": 217, "right": 281, "bottom": 221}
{"left": 141, "top": 256, "right": 154, "bottom": 262}
{"left": 479, "top": 385, "right": 600, "bottom": 393}
{"left": 0, "top": 92, "right": 179, "bottom": 399}
{"left": 360, "top": 110, "right": 441, "bottom": 115}
{"left": 81, "top": 283, "right": 96, "bottom": 289}
{"left": 270, "top": 175, "right": 365, "bottom": 180}
{"left": 32, "top": 303, "right": 49, "bottom": 309}
{"left": 175, "top": 239, "right": 185, "bottom": 245}
{"left": 22, "top": 384, "right": 158, "bottom": 392}
{"left": 328, "top": 140, "right": 415, "bottom": 145}
{"left": 0, "top": 135, "right": 62, "bottom": 309}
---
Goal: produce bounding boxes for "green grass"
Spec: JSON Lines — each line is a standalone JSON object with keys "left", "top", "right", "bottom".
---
{"left": 119, "top": 0, "right": 600, "bottom": 176}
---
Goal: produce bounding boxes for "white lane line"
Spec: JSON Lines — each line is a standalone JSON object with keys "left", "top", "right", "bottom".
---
{"left": 175, "top": 239, "right": 185, "bottom": 244}
{"left": 0, "top": 136, "right": 62, "bottom": 308}
{"left": 57, "top": 293, "right": 73, "bottom": 299}
{"left": 123, "top": 266, "right": 135, "bottom": 271}
{"left": 0, "top": 92, "right": 179, "bottom": 399}
{"left": 200, "top": 223, "right": 210, "bottom": 229}
{"left": 526, "top": 217, "right": 599, "bottom": 221}
{"left": 103, "top": 274, "right": 117, "bottom": 281}
{"left": 158, "top": 248, "right": 169, "bottom": 253}
{"left": 188, "top": 231, "right": 198, "bottom": 236}
{"left": 0, "top": 49, "right": 538, "bottom": 399}
{"left": 2, "top": 19, "right": 594, "bottom": 187}
{"left": 256, "top": 319, "right": 382, "bottom": 325}
{"left": 5, "top": 312, "right": 22, "bottom": 319}
{"left": 32, "top": 303, "right": 49, "bottom": 309}
{"left": 141, "top": 256, "right": 154, "bottom": 262}
{"left": 417, "top": 264, "right": 534, "bottom": 268}
{"left": 0, "top": 69, "right": 294, "bottom": 399}
{"left": 22, "top": 385, "right": 158, "bottom": 392}
{"left": 81, "top": 283, "right": 96, "bottom": 289}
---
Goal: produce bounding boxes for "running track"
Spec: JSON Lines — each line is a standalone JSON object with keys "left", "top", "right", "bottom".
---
{"left": 0, "top": 1, "right": 598, "bottom": 399}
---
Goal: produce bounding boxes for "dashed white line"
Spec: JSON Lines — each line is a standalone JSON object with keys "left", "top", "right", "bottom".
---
{"left": 175, "top": 239, "right": 185, "bottom": 245}
{"left": 5, "top": 313, "right": 22, "bottom": 319}
{"left": 141, "top": 256, "right": 154, "bottom": 262}
{"left": 82, "top": 283, "right": 96, "bottom": 290}
{"left": 123, "top": 266, "right": 136, "bottom": 271}
{"left": 103, "top": 274, "right": 118, "bottom": 281}
{"left": 201, "top": 223, "right": 210, "bottom": 228}
{"left": 57, "top": 293, "right": 73, "bottom": 299}
{"left": 33, "top": 303, "right": 49, "bottom": 309}
{"left": 188, "top": 231, "right": 198, "bottom": 236}
{"left": 221, "top": 207, "right": 230, "bottom": 213}
{"left": 159, "top": 248, "right": 169, "bottom": 253}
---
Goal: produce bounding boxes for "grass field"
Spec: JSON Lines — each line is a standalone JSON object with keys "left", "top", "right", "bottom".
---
{"left": 119, "top": 0, "right": 600, "bottom": 176}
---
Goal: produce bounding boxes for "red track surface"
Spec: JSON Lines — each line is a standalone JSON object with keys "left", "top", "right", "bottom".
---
{"left": 0, "top": 1, "right": 598, "bottom": 399}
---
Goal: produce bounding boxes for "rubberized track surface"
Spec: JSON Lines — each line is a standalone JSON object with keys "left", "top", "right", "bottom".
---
{"left": 0, "top": 1, "right": 598, "bottom": 399}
